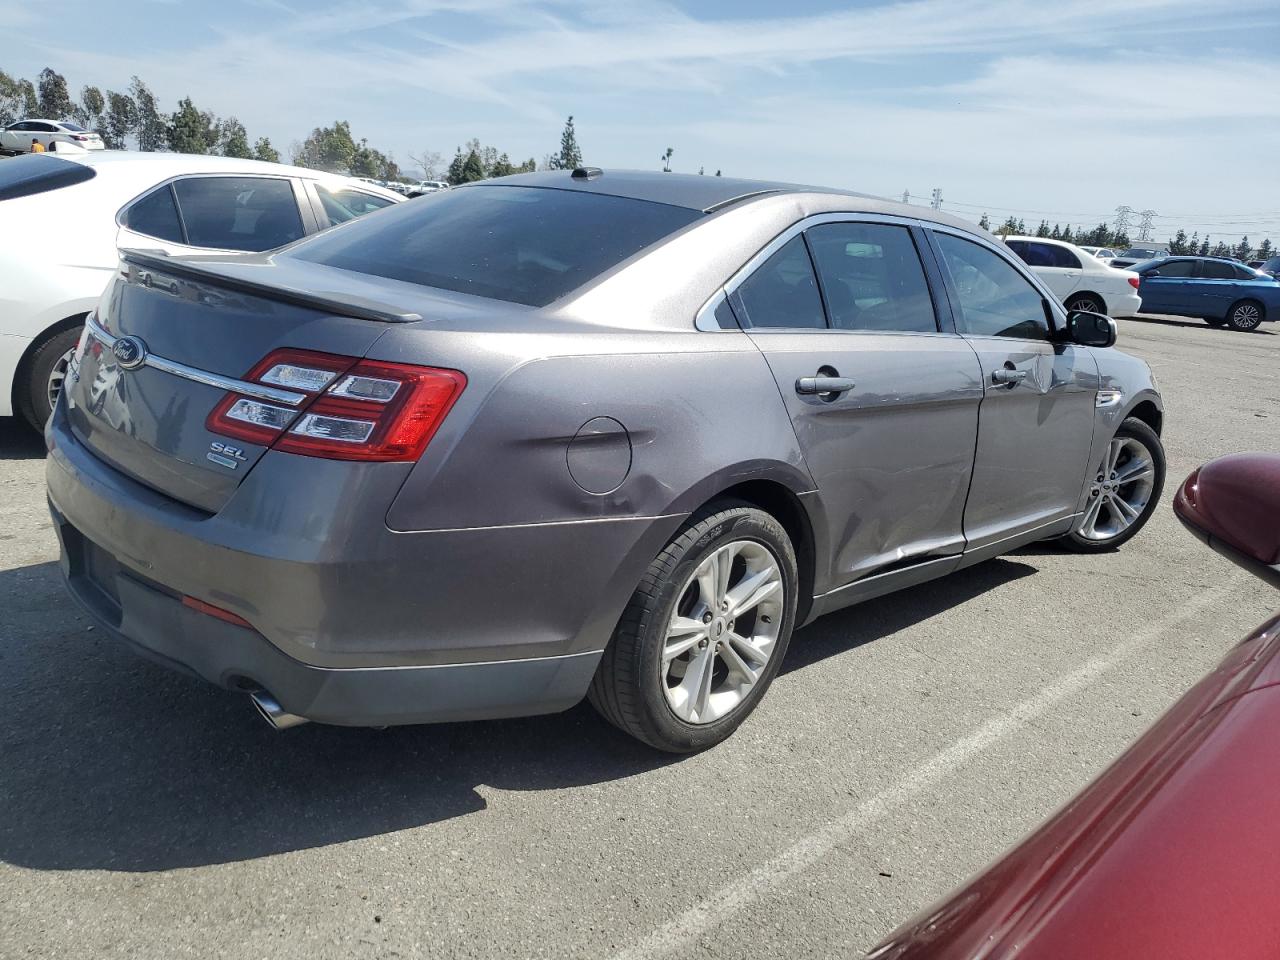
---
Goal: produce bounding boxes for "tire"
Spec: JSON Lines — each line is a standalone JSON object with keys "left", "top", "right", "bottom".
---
{"left": 588, "top": 502, "right": 799, "bottom": 753}
{"left": 17, "top": 325, "right": 82, "bottom": 432}
{"left": 1225, "top": 299, "right": 1264, "bottom": 332}
{"left": 1205, "top": 317, "right": 1226, "bottom": 328}
{"left": 1061, "top": 417, "right": 1165, "bottom": 553}
{"left": 1065, "top": 294, "right": 1105, "bottom": 314}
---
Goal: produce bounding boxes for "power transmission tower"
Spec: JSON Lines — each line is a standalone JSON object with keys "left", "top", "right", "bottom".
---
{"left": 1114, "top": 205, "right": 1133, "bottom": 237}
{"left": 1137, "top": 209, "right": 1157, "bottom": 242}
{"left": 930, "top": 188, "right": 942, "bottom": 210}
{"left": 902, "top": 189, "right": 910, "bottom": 205}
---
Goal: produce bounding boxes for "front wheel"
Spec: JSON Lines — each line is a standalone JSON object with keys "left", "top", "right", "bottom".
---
{"left": 1226, "top": 300, "right": 1264, "bottom": 332}
{"left": 589, "top": 503, "right": 799, "bottom": 752}
{"left": 1061, "top": 417, "right": 1165, "bottom": 552}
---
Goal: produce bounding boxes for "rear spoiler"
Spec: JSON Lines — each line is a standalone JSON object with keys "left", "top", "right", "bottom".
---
{"left": 119, "top": 250, "right": 423, "bottom": 324}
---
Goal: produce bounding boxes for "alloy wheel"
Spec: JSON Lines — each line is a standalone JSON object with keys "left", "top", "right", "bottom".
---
{"left": 1230, "top": 303, "right": 1262, "bottom": 331}
{"left": 1078, "top": 436, "right": 1156, "bottom": 541}
{"left": 45, "top": 347, "right": 76, "bottom": 416}
{"left": 662, "top": 540, "right": 785, "bottom": 724}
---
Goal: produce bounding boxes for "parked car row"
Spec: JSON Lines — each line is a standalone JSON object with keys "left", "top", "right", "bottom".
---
{"left": 1, "top": 150, "right": 401, "bottom": 429}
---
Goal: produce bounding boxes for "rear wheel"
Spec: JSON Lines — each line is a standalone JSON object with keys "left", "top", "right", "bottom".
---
{"left": 17, "top": 325, "right": 82, "bottom": 432}
{"left": 1226, "top": 299, "right": 1264, "bottom": 332}
{"left": 1065, "top": 294, "right": 1105, "bottom": 315}
{"left": 589, "top": 503, "right": 798, "bottom": 752}
{"left": 1062, "top": 417, "right": 1164, "bottom": 552}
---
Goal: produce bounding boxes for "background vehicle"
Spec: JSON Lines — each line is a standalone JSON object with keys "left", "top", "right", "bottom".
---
{"left": 1256, "top": 255, "right": 1280, "bottom": 277}
{"left": 1, "top": 151, "right": 400, "bottom": 430}
{"left": 1078, "top": 244, "right": 1117, "bottom": 262}
{"left": 1005, "top": 235, "right": 1141, "bottom": 316}
{"left": 46, "top": 169, "right": 1165, "bottom": 753}
{"left": 1110, "top": 246, "right": 1166, "bottom": 269}
{"left": 0, "top": 118, "right": 104, "bottom": 154}
{"left": 869, "top": 453, "right": 1280, "bottom": 960}
{"left": 1132, "top": 256, "right": 1280, "bottom": 331}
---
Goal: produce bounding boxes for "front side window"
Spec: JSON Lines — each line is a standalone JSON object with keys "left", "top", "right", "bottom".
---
{"left": 123, "top": 185, "right": 184, "bottom": 243}
{"left": 172, "top": 176, "right": 304, "bottom": 251}
{"left": 317, "top": 186, "right": 395, "bottom": 226}
{"left": 1010, "top": 241, "right": 1080, "bottom": 269}
{"left": 806, "top": 222, "right": 937, "bottom": 332}
{"left": 734, "top": 235, "right": 826, "bottom": 329}
{"left": 1148, "top": 259, "right": 1195, "bottom": 278}
{"left": 934, "top": 232, "right": 1049, "bottom": 340}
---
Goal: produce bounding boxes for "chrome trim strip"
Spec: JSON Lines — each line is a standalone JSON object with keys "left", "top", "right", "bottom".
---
{"left": 84, "top": 314, "right": 308, "bottom": 406}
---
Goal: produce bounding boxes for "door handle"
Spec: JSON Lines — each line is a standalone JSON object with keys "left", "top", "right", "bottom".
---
{"left": 991, "top": 367, "right": 1027, "bottom": 386}
{"left": 796, "top": 375, "right": 856, "bottom": 397}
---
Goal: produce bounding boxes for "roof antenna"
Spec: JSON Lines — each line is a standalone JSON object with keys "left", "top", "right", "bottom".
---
{"left": 571, "top": 166, "right": 602, "bottom": 180}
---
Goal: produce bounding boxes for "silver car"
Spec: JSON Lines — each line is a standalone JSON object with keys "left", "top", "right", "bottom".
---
{"left": 46, "top": 169, "right": 1165, "bottom": 752}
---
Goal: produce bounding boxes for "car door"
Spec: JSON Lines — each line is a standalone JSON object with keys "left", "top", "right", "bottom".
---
{"left": 1194, "top": 259, "right": 1246, "bottom": 317}
{"left": 117, "top": 174, "right": 314, "bottom": 255}
{"left": 31, "top": 121, "right": 60, "bottom": 151}
{"left": 727, "top": 217, "right": 984, "bottom": 596}
{"left": 1136, "top": 258, "right": 1197, "bottom": 314}
{"left": 1009, "top": 240, "right": 1082, "bottom": 301}
{"left": 928, "top": 229, "right": 1098, "bottom": 553}
{"left": 0, "top": 121, "right": 27, "bottom": 151}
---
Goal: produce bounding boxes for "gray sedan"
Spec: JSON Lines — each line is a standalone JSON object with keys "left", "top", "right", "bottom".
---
{"left": 46, "top": 169, "right": 1165, "bottom": 752}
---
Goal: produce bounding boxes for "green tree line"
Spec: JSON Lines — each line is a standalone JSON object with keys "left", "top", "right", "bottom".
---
{"left": 980, "top": 213, "right": 1271, "bottom": 262}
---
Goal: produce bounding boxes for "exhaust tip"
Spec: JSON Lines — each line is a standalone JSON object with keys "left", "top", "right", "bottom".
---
{"left": 250, "top": 692, "right": 309, "bottom": 730}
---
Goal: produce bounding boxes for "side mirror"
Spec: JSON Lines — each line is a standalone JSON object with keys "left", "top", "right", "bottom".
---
{"left": 1174, "top": 455, "right": 1280, "bottom": 587}
{"left": 1065, "top": 310, "right": 1117, "bottom": 348}
{"left": 1145, "top": 269, "right": 1160, "bottom": 277}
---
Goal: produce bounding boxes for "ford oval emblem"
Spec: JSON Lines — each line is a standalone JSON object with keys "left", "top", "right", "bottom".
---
{"left": 111, "top": 336, "right": 147, "bottom": 371}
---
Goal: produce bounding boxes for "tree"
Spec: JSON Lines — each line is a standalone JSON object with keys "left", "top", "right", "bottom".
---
{"left": 350, "top": 138, "right": 398, "bottom": 180}
{"left": 461, "top": 149, "right": 485, "bottom": 182}
{"left": 1258, "top": 239, "right": 1273, "bottom": 261}
{"left": 1197, "top": 237, "right": 1210, "bottom": 256}
{"left": 130, "top": 76, "right": 167, "bottom": 151}
{"left": 517, "top": 157, "right": 537, "bottom": 173}
{"left": 408, "top": 149, "right": 443, "bottom": 180}
{"left": 1167, "top": 229, "right": 1189, "bottom": 255}
{"left": 978, "top": 213, "right": 991, "bottom": 231}
{"left": 549, "top": 115, "right": 582, "bottom": 170}
{"left": 490, "top": 152, "right": 517, "bottom": 178}
{"left": 1050, "top": 223, "right": 1061, "bottom": 239}
{"left": 715, "top": 169, "right": 721, "bottom": 177}
{"left": 0, "top": 69, "right": 28, "bottom": 125}
{"left": 253, "top": 137, "right": 280, "bottom": 163}
{"left": 220, "top": 117, "right": 252, "bottom": 158}
{"left": 1234, "top": 236, "right": 1252, "bottom": 261}
{"left": 292, "top": 120, "right": 357, "bottom": 172}
{"left": 661, "top": 147, "right": 673, "bottom": 172}
{"left": 1060, "top": 225, "right": 1074, "bottom": 243}
{"left": 1034, "top": 219, "right": 1050, "bottom": 238}
{"left": 103, "top": 90, "right": 136, "bottom": 150}
{"left": 996, "top": 216, "right": 1019, "bottom": 237}
{"left": 36, "top": 67, "right": 74, "bottom": 120}
{"left": 1210, "top": 240, "right": 1230, "bottom": 258}
{"left": 1187, "top": 233, "right": 1199, "bottom": 256}
{"left": 79, "top": 85, "right": 105, "bottom": 136}
{"left": 168, "top": 97, "right": 219, "bottom": 154}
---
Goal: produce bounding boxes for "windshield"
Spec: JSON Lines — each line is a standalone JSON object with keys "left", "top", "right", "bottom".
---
{"left": 1123, "top": 248, "right": 1160, "bottom": 258}
{"left": 287, "top": 184, "right": 703, "bottom": 307}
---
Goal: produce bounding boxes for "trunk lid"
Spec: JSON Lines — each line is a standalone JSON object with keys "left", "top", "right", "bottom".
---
{"left": 64, "top": 251, "right": 427, "bottom": 513}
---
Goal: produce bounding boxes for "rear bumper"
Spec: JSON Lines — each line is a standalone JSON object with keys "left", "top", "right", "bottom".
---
{"left": 1107, "top": 290, "right": 1143, "bottom": 318}
{"left": 45, "top": 403, "right": 673, "bottom": 725}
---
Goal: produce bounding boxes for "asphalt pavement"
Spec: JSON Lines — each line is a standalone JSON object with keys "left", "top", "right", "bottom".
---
{"left": 1, "top": 315, "right": 1276, "bottom": 959}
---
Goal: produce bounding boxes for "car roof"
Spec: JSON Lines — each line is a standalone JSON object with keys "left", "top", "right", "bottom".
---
{"left": 466, "top": 168, "right": 977, "bottom": 231}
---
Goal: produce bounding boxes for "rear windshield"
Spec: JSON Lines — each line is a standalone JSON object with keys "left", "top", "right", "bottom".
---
{"left": 0, "top": 154, "right": 96, "bottom": 201}
{"left": 286, "top": 184, "right": 703, "bottom": 307}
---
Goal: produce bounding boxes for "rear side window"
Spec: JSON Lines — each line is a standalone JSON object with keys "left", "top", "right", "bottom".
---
{"left": 0, "top": 154, "right": 95, "bottom": 201}
{"left": 1200, "top": 260, "right": 1235, "bottom": 280}
{"left": 1010, "top": 241, "right": 1080, "bottom": 269}
{"left": 806, "top": 222, "right": 937, "bottom": 332}
{"left": 288, "top": 185, "right": 703, "bottom": 307}
{"left": 123, "top": 185, "right": 184, "bottom": 243}
{"left": 173, "top": 176, "right": 304, "bottom": 251}
{"left": 317, "top": 185, "right": 395, "bottom": 226}
{"left": 734, "top": 235, "right": 826, "bottom": 329}
{"left": 934, "top": 232, "right": 1049, "bottom": 341}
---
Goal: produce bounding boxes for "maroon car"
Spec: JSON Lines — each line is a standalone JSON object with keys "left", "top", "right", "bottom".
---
{"left": 870, "top": 453, "right": 1280, "bottom": 960}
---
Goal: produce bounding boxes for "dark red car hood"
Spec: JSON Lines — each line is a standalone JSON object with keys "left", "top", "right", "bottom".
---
{"left": 870, "top": 610, "right": 1280, "bottom": 960}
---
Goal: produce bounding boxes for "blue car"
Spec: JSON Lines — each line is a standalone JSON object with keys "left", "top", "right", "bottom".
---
{"left": 1134, "top": 256, "right": 1280, "bottom": 331}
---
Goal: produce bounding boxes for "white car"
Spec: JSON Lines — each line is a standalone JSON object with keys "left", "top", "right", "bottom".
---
{"left": 1078, "top": 245, "right": 1118, "bottom": 263}
{"left": 0, "top": 119, "right": 104, "bottom": 153}
{"left": 1004, "top": 236, "right": 1142, "bottom": 319}
{"left": 0, "top": 150, "right": 401, "bottom": 430}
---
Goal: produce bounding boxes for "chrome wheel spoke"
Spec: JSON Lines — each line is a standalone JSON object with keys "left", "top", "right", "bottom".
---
{"left": 725, "top": 567, "right": 780, "bottom": 619}
{"left": 1112, "top": 494, "right": 1140, "bottom": 524}
{"left": 1114, "top": 457, "right": 1152, "bottom": 485}
{"left": 1080, "top": 493, "right": 1105, "bottom": 538}
{"left": 717, "top": 638, "right": 758, "bottom": 684}
{"left": 727, "top": 631, "right": 771, "bottom": 667}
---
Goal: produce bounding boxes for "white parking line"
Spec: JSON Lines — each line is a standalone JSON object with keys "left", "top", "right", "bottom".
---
{"left": 612, "top": 580, "right": 1242, "bottom": 960}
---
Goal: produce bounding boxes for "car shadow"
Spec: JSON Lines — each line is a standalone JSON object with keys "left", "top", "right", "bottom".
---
{"left": 1129, "top": 314, "right": 1276, "bottom": 335}
{"left": 0, "top": 556, "right": 1036, "bottom": 873}
{"left": 0, "top": 418, "right": 44, "bottom": 460}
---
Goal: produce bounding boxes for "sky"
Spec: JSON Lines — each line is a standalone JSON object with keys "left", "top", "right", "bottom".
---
{"left": 4, "top": 0, "right": 1280, "bottom": 242}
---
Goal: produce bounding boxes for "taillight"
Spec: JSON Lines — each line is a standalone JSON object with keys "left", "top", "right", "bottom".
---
{"left": 1128, "top": 276, "right": 1141, "bottom": 289}
{"left": 71, "top": 134, "right": 89, "bottom": 141}
{"left": 206, "top": 349, "right": 465, "bottom": 462}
